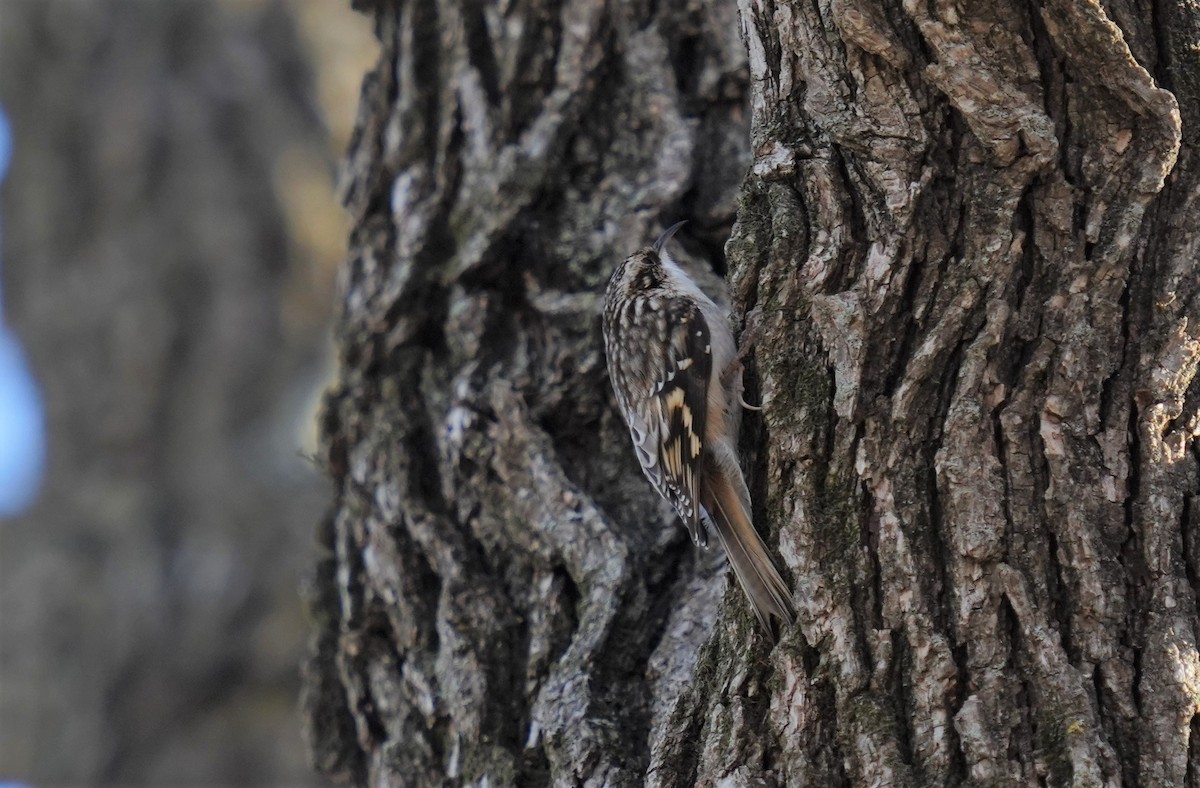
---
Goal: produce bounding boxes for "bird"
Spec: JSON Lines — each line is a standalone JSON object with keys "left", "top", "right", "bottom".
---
{"left": 602, "top": 221, "right": 796, "bottom": 637}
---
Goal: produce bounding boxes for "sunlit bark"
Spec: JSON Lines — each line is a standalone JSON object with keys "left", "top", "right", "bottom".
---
{"left": 304, "top": 0, "right": 1200, "bottom": 784}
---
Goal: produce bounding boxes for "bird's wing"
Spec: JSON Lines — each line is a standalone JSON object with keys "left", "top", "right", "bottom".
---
{"left": 630, "top": 298, "right": 712, "bottom": 545}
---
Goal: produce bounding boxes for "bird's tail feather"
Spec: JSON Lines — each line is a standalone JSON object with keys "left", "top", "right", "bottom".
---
{"left": 703, "top": 463, "right": 796, "bottom": 638}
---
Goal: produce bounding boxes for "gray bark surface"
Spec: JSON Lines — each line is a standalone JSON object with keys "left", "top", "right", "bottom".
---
{"left": 303, "top": 0, "right": 1200, "bottom": 785}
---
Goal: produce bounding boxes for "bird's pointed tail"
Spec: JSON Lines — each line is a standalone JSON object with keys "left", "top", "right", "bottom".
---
{"left": 702, "top": 460, "right": 796, "bottom": 638}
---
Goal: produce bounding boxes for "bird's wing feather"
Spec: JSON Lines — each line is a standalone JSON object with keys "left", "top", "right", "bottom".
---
{"left": 631, "top": 299, "right": 711, "bottom": 544}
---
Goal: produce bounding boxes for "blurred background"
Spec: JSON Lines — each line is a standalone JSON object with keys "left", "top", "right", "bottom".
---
{"left": 0, "top": 1, "right": 376, "bottom": 783}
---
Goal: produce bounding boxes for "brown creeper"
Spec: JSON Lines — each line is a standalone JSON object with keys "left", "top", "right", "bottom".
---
{"left": 602, "top": 222, "right": 796, "bottom": 636}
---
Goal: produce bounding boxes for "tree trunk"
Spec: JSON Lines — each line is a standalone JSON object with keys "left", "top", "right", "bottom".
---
{"left": 302, "top": 0, "right": 1200, "bottom": 785}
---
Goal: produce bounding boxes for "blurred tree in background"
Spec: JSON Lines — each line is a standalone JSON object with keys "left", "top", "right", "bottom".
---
{"left": 0, "top": 1, "right": 373, "bottom": 783}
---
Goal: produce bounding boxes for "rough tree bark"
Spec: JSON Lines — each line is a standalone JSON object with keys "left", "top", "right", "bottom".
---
{"left": 302, "top": 0, "right": 1200, "bottom": 785}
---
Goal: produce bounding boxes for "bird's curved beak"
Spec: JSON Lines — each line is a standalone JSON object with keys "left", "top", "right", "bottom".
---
{"left": 652, "top": 220, "right": 688, "bottom": 255}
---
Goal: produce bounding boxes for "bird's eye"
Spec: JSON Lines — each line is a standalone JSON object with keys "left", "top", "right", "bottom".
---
{"left": 637, "top": 271, "right": 660, "bottom": 290}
